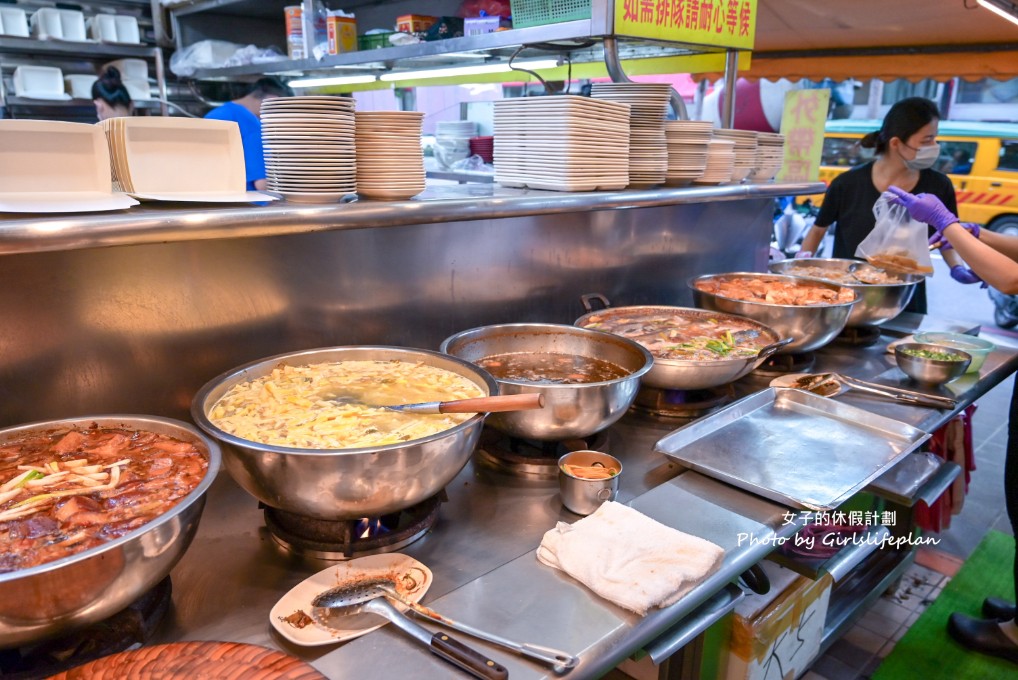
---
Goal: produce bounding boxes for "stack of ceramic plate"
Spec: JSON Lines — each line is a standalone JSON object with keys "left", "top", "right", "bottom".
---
{"left": 712, "top": 129, "right": 758, "bottom": 183}
{"left": 747, "top": 132, "right": 786, "bottom": 183}
{"left": 662, "top": 120, "right": 714, "bottom": 186}
{"left": 492, "top": 95, "right": 630, "bottom": 192}
{"left": 693, "top": 138, "right": 736, "bottom": 185}
{"left": 261, "top": 95, "right": 356, "bottom": 204}
{"left": 354, "top": 111, "right": 425, "bottom": 200}
{"left": 98, "top": 117, "right": 270, "bottom": 203}
{"left": 590, "top": 83, "right": 671, "bottom": 188}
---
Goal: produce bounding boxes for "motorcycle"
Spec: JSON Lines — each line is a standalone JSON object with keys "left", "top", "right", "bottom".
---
{"left": 988, "top": 285, "right": 1018, "bottom": 329}
{"left": 770, "top": 197, "right": 819, "bottom": 260}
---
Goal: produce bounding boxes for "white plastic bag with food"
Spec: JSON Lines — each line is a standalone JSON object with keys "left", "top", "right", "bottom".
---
{"left": 855, "top": 191, "right": 934, "bottom": 275}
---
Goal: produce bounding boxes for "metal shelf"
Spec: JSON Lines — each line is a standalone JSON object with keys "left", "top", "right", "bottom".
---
{"left": 0, "top": 36, "right": 159, "bottom": 59}
{"left": 3, "top": 96, "right": 164, "bottom": 109}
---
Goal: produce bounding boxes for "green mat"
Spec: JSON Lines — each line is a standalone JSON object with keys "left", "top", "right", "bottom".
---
{"left": 873, "top": 531, "right": 1017, "bottom": 680}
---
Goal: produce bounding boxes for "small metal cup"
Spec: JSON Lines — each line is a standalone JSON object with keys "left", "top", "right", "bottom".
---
{"left": 558, "top": 450, "right": 622, "bottom": 516}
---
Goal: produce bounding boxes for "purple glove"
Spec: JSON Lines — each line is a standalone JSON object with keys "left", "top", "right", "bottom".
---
{"left": 930, "top": 222, "right": 981, "bottom": 250}
{"left": 886, "top": 186, "right": 958, "bottom": 231}
{"left": 950, "top": 265, "right": 988, "bottom": 288}
{"left": 794, "top": 250, "right": 813, "bottom": 259}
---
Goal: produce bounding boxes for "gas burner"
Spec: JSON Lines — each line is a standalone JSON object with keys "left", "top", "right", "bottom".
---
{"left": 475, "top": 427, "right": 610, "bottom": 479}
{"left": 752, "top": 352, "right": 816, "bottom": 377}
{"left": 263, "top": 493, "right": 444, "bottom": 561}
{"left": 833, "top": 325, "right": 883, "bottom": 347}
{"left": 632, "top": 384, "right": 735, "bottom": 420}
{"left": 0, "top": 577, "right": 172, "bottom": 679}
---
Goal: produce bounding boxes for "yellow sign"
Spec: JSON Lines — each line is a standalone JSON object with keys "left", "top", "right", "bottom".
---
{"left": 614, "top": 0, "right": 757, "bottom": 50}
{"left": 776, "top": 89, "right": 831, "bottom": 183}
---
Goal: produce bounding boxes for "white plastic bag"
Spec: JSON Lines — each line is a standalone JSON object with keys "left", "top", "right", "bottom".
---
{"left": 856, "top": 191, "right": 934, "bottom": 275}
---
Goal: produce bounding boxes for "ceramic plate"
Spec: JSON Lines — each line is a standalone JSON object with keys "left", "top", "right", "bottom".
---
{"left": 269, "top": 553, "right": 432, "bottom": 647}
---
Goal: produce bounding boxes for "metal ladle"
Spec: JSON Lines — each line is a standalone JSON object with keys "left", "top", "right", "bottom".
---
{"left": 311, "top": 581, "right": 508, "bottom": 680}
{"left": 376, "top": 583, "right": 579, "bottom": 674}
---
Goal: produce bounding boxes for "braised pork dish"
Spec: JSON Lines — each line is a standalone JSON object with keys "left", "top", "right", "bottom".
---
{"left": 0, "top": 427, "right": 207, "bottom": 573}
{"left": 785, "top": 263, "right": 905, "bottom": 285}
{"left": 209, "top": 360, "right": 486, "bottom": 449}
{"left": 695, "top": 275, "right": 855, "bottom": 306}
{"left": 579, "top": 310, "right": 771, "bottom": 361}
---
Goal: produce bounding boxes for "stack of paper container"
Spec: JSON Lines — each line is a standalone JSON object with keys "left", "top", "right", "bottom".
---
{"left": 590, "top": 83, "right": 671, "bottom": 188}
{"left": 747, "top": 133, "right": 786, "bottom": 183}
{"left": 663, "top": 120, "right": 713, "bottom": 186}
{"left": 355, "top": 111, "right": 425, "bottom": 200}
{"left": 713, "top": 129, "right": 758, "bottom": 183}
{"left": 492, "top": 95, "right": 630, "bottom": 192}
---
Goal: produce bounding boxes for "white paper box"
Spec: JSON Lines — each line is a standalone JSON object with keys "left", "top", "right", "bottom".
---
{"left": 14, "top": 65, "right": 70, "bottom": 100}
{"left": 104, "top": 58, "right": 148, "bottom": 80}
{"left": 114, "top": 15, "right": 140, "bottom": 43}
{"left": 64, "top": 74, "right": 98, "bottom": 99}
{"left": 58, "top": 10, "right": 86, "bottom": 41}
{"left": 0, "top": 8, "right": 30, "bottom": 37}
{"left": 88, "top": 14, "right": 117, "bottom": 41}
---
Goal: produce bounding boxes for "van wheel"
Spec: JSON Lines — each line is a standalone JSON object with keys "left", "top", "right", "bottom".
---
{"left": 995, "top": 307, "right": 1018, "bottom": 330}
{"left": 989, "top": 216, "right": 1018, "bottom": 237}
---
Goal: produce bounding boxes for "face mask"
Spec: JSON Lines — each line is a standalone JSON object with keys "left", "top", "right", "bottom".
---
{"left": 903, "top": 142, "right": 940, "bottom": 171}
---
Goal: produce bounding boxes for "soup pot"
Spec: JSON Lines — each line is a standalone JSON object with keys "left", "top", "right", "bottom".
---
{"left": 191, "top": 346, "right": 497, "bottom": 520}
{"left": 440, "top": 323, "right": 653, "bottom": 441}
{"left": 0, "top": 415, "right": 220, "bottom": 648}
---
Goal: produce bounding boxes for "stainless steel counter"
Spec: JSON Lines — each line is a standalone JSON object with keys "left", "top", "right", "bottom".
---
{"left": 0, "top": 182, "right": 823, "bottom": 255}
{"left": 154, "top": 326, "right": 1018, "bottom": 679}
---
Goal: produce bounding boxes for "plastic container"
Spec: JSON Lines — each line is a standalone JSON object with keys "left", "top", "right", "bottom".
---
{"left": 357, "top": 31, "right": 394, "bottom": 50}
{"left": 913, "top": 331, "right": 994, "bottom": 374}
{"left": 510, "top": 0, "right": 591, "bottom": 29}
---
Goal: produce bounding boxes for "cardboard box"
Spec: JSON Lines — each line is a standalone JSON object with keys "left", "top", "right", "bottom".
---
{"left": 326, "top": 13, "right": 356, "bottom": 55}
{"left": 725, "top": 567, "right": 833, "bottom": 680}
{"left": 396, "top": 14, "right": 436, "bottom": 33}
{"left": 464, "top": 16, "right": 500, "bottom": 35}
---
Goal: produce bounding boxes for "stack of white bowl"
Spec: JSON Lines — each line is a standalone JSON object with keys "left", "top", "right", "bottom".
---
{"left": 260, "top": 95, "right": 356, "bottom": 204}
{"left": 693, "top": 138, "right": 736, "bottom": 185}
{"left": 492, "top": 95, "right": 630, "bottom": 192}
{"left": 434, "top": 120, "right": 477, "bottom": 169}
{"left": 590, "top": 83, "right": 671, "bottom": 188}
{"left": 662, "top": 120, "right": 713, "bottom": 186}
{"left": 355, "top": 111, "right": 426, "bottom": 200}
{"left": 713, "top": 129, "right": 758, "bottom": 182}
{"left": 747, "top": 132, "right": 786, "bottom": 183}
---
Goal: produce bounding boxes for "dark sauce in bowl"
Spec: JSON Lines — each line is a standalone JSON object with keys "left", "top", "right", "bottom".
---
{"left": 477, "top": 352, "right": 630, "bottom": 384}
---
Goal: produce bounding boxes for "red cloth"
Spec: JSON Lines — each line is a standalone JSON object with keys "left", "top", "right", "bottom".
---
{"left": 915, "top": 404, "right": 977, "bottom": 532}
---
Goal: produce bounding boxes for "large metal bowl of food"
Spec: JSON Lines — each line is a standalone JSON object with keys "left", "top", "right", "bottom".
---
{"left": 574, "top": 300, "right": 791, "bottom": 390}
{"left": 769, "top": 258, "right": 921, "bottom": 327}
{"left": 690, "top": 272, "right": 859, "bottom": 354}
{"left": 0, "top": 415, "right": 220, "bottom": 648}
{"left": 191, "top": 346, "right": 497, "bottom": 520}
{"left": 440, "top": 323, "right": 653, "bottom": 441}
{"left": 894, "top": 342, "right": 972, "bottom": 386}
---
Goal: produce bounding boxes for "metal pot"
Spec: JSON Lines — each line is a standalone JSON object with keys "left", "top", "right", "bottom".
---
{"left": 690, "top": 272, "right": 859, "bottom": 354}
{"left": 191, "top": 346, "right": 497, "bottom": 520}
{"left": 574, "top": 298, "right": 792, "bottom": 390}
{"left": 769, "top": 258, "right": 920, "bottom": 327}
{"left": 0, "top": 415, "right": 220, "bottom": 649}
{"left": 440, "top": 323, "right": 653, "bottom": 441}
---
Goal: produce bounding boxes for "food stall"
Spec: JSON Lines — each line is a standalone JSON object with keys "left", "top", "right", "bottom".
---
{"left": 1, "top": 183, "right": 1016, "bottom": 679}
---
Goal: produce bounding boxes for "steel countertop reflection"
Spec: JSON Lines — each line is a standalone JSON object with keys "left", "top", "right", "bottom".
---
{"left": 154, "top": 322, "right": 1018, "bottom": 678}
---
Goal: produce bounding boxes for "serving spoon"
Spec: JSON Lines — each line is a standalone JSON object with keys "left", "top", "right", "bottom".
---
{"left": 331, "top": 393, "right": 544, "bottom": 414}
{"left": 311, "top": 581, "right": 508, "bottom": 680}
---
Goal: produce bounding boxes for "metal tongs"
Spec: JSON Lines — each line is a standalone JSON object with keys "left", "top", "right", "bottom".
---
{"left": 806, "top": 372, "right": 957, "bottom": 410}
{"left": 377, "top": 584, "right": 579, "bottom": 674}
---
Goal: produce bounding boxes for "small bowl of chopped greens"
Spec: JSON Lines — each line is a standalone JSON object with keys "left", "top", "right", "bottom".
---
{"left": 894, "top": 342, "right": 972, "bottom": 386}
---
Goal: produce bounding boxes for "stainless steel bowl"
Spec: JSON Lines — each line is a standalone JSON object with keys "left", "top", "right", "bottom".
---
{"left": 574, "top": 304, "right": 791, "bottom": 390}
{"left": 191, "top": 346, "right": 497, "bottom": 520}
{"left": 440, "top": 323, "right": 653, "bottom": 441}
{"left": 769, "top": 258, "right": 920, "bottom": 327}
{"left": 894, "top": 342, "right": 972, "bottom": 386}
{"left": 690, "top": 272, "right": 859, "bottom": 353}
{"left": 0, "top": 415, "right": 220, "bottom": 648}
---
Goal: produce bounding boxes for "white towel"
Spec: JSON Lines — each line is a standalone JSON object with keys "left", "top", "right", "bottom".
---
{"left": 536, "top": 501, "right": 725, "bottom": 615}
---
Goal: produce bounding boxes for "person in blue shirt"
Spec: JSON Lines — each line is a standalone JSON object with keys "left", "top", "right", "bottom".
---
{"left": 204, "top": 77, "right": 291, "bottom": 191}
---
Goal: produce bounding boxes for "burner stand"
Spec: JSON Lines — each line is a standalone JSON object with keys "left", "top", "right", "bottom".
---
{"left": 264, "top": 493, "right": 444, "bottom": 561}
{"left": 0, "top": 577, "right": 172, "bottom": 680}
{"left": 753, "top": 352, "right": 817, "bottom": 377}
{"left": 833, "top": 325, "right": 883, "bottom": 347}
{"left": 632, "top": 384, "right": 735, "bottom": 420}
{"left": 475, "top": 428, "right": 610, "bottom": 479}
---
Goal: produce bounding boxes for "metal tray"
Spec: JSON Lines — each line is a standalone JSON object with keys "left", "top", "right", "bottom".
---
{"left": 654, "top": 388, "right": 931, "bottom": 511}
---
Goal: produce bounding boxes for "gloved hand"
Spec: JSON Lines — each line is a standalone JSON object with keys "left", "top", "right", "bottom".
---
{"left": 930, "top": 222, "right": 981, "bottom": 250}
{"left": 794, "top": 250, "right": 813, "bottom": 259}
{"left": 886, "top": 186, "right": 958, "bottom": 231}
{"left": 950, "top": 265, "right": 988, "bottom": 288}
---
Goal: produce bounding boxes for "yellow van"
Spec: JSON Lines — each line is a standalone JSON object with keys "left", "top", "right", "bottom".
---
{"left": 810, "top": 120, "right": 1018, "bottom": 235}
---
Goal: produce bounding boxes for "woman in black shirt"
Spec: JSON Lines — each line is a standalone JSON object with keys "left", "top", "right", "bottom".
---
{"left": 798, "top": 97, "right": 970, "bottom": 314}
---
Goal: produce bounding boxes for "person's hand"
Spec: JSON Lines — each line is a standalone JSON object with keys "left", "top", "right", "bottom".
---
{"left": 930, "top": 222, "right": 981, "bottom": 250}
{"left": 886, "top": 186, "right": 958, "bottom": 231}
{"left": 950, "top": 265, "right": 988, "bottom": 288}
{"left": 793, "top": 250, "right": 813, "bottom": 259}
